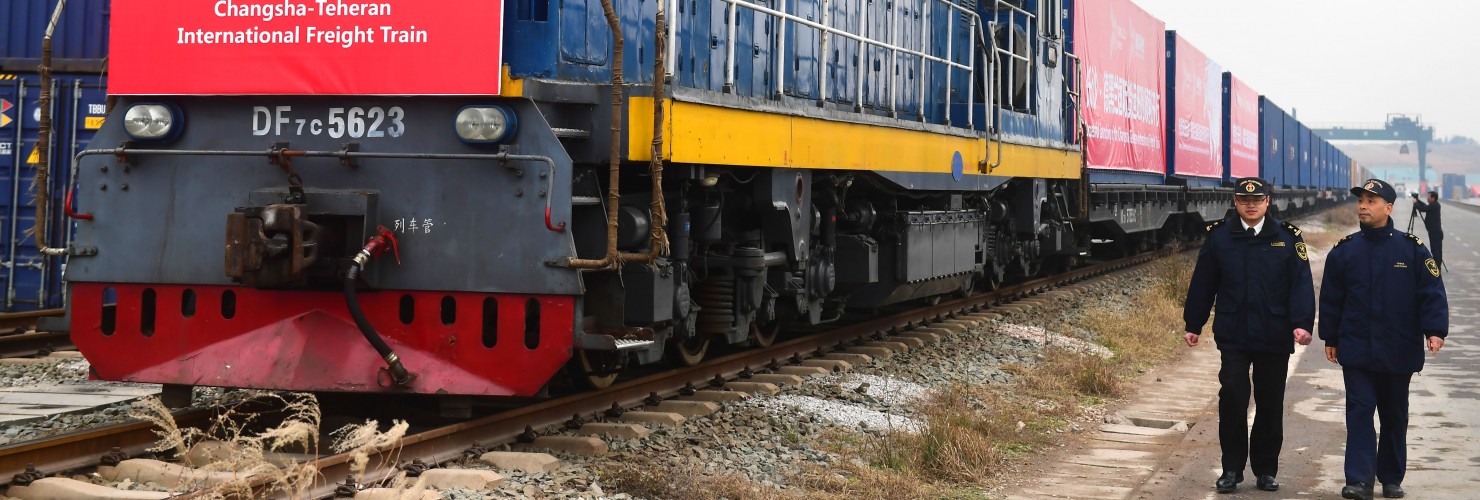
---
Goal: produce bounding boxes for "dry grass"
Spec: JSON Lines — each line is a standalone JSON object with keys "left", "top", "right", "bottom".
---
{"left": 130, "top": 392, "right": 422, "bottom": 498}
{"left": 130, "top": 392, "right": 323, "bottom": 497}
{"left": 600, "top": 459, "right": 811, "bottom": 500}
{"left": 780, "top": 256, "right": 1193, "bottom": 497}
{"left": 1071, "top": 260, "right": 1190, "bottom": 372}
{"left": 1304, "top": 207, "right": 1360, "bottom": 250}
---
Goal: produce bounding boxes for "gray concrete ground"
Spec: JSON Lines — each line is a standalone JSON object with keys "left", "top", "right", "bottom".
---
{"left": 1012, "top": 199, "right": 1479, "bottom": 499}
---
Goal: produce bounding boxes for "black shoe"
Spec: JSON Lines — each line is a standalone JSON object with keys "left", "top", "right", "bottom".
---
{"left": 1342, "top": 482, "right": 1374, "bottom": 500}
{"left": 1382, "top": 483, "right": 1405, "bottom": 498}
{"left": 1256, "top": 475, "right": 1279, "bottom": 491}
{"left": 1215, "top": 472, "right": 1242, "bottom": 493}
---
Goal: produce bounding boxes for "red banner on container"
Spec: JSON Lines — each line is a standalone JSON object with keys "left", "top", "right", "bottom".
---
{"left": 1225, "top": 74, "right": 1259, "bottom": 179}
{"left": 108, "top": 0, "right": 503, "bottom": 95}
{"left": 1074, "top": 0, "right": 1165, "bottom": 175}
{"left": 1169, "top": 34, "right": 1221, "bottom": 179}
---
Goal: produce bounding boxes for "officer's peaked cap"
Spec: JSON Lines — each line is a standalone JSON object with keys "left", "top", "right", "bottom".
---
{"left": 1351, "top": 178, "right": 1397, "bottom": 203}
{"left": 1234, "top": 177, "right": 1271, "bottom": 196}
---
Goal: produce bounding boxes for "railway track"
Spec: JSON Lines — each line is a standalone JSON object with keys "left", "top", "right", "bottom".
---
{"left": 0, "top": 250, "right": 1165, "bottom": 498}
{"left": 0, "top": 332, "right": 73, "bottom": 359}
{"left": 0, "top": 310, "right": 70, "bottom": 359}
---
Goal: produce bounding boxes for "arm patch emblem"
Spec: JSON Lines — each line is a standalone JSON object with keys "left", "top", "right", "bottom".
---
{"left": 1295, "top": 242, "right": 1308, "bottom": 261}
{"left": 1426, "top": 258, "right": 1440, "bottom": 277}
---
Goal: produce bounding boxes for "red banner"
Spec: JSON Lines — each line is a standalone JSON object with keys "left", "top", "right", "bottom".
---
{"left": 1225, "top": 74, "right": 1259, "bottom": 179}
{"left": 109, "top": 0, "right": 503, "bottom": 95}
{"left": 1075, "top": 0, "right": 1165, "bottom": 175}
{"left": 1169, "top": 34, "right": 1221, "bottom": 179}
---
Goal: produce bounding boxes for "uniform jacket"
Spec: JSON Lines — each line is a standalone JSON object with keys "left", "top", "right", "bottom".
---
{"left": 1184, "top": 215, "right": 1316, "bottom": 353}
{"left": 1319, "top": 218, "right": 1449, "bottom": 373}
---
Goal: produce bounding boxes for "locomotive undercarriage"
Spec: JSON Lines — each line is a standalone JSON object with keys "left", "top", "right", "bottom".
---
{"left": 567, "top": 162, "right": 1089, "bottom": 388}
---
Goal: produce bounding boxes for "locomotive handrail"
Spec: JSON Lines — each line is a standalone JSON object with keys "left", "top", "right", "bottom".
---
{"left": 700, "top": 0, "right": 981, "bottom": 125}
{"left": 711, "top": 0, "right": 977, "bottom": 72}
{"left": 988, "top": 0, "right": 1035, "bottom": 115}
{"left": 73, "top": 148, "right": 567, "bottom": 233}
{"left": 1065, "top": 52, "right": 1086, "bottom": 146}
{"left": 665, "top": 0, "right": 1058, "bottom": 138}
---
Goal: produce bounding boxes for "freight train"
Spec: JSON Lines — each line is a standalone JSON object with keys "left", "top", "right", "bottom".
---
{"left": 26, "top": 0, "right": 1369, "bottom": 398}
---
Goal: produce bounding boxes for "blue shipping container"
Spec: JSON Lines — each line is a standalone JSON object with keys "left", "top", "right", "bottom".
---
{"left": 1296, "top": 124, "right": 1310, "bottom": 188}
{"left": 0, "top": 72, "right": 103, "bottom": 311}
{"left": 1259, "top": 97, "right": 1287, "bottom": 187}
{"left": 1281, "top": 114, "right": 1296, "bottom": 189}
{"left": 1, "top": 0, "right": 110, "bottom": 73}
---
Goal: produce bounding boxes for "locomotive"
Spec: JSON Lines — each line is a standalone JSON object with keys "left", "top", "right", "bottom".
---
{"left": 57, "top": 0, "right": 1362, "bottom": 398}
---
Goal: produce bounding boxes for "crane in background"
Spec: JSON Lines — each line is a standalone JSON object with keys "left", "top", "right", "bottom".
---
{"left": 1314, "top": 114, "right": 1435, "bottom": 192}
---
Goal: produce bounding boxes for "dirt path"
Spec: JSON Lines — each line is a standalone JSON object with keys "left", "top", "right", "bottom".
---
{"left": 1010, "top": 203, "right": 1480, "bottom": 499}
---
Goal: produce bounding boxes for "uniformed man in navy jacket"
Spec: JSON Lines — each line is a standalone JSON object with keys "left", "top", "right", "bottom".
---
{"left": 1320, "top": 179, "right": 1449, "bottom": 500}
{"left": 1184, "top": 177, "right": 1316, "bottom": 494}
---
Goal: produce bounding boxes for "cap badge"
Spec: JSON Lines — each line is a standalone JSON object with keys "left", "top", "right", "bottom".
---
{"left": 1245, "top": 183, "right": 1256, "bottom": 192}
{"left": 1365, "top": 180, "right": 1377, "bottom": 190}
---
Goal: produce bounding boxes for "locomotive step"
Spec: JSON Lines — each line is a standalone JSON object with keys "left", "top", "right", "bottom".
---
{"left": 550, "top": 127, "right": 591, "bottom": 139}
{"left": 613, "top": 339, "right": 656, "bottom": 350}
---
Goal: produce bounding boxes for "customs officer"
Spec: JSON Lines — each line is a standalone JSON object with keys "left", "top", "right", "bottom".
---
{"left": 1183, "top": 177, "right": 1316, "bottom": 494}
{"left": 1320, "top": 179, "right": 1449, "bottom": 500}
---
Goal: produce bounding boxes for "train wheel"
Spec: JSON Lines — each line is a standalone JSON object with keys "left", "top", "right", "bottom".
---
{"left": 956, "top": 276, "right": 977, "bottom": 298}
{"left": 669, "top": 335, "right": 710, "bottom": 366}
{"left": 574, "top": 349, "right": 623, "bottom": 390}
{"left": 751, "top": 320, "right": 782, "bottom": 347}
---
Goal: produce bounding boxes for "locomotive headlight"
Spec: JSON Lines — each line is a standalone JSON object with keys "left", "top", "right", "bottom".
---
{"left": 455, "top": 105, "right": 517, "bottom": 143}
{"left": 123, "top": 104, "right": 179, "bottom": 140}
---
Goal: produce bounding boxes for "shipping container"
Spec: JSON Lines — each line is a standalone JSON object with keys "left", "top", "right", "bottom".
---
{"left": 1332, "top": 142, "right": 1343, "bottom": 189}
{"left": 1259, "top": 97, "right": 1289, "bottom": 188}
{"left": 1317, "top": 140, "right": 1329, "bottom": 189}
{"left": 1441, "top": 173, "right": 1467, "bottom": 200}
{"left": 1075, "top": 0, "right": 1167, "bottom": 183}
{"left": 1, "top": 0, "right": 110, "bottom": 73}
{"left": 1164, "top": 32, "right": 1221, "bottom": 186}
{"left": 1223, "top": 73, "right": 1259, "bottom": 182}
{"left": 0, "top": 71, "right": 104, "bottom": 311}
{"left": 1297, "top": 123, "right": 1312, "bottom": 188}
{"left": 1282, "top": 110, "right": 1298, "bottom": 189}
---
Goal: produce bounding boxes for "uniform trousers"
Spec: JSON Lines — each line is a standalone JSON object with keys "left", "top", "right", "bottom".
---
{"left": 1430, "top": 230, "right": 1444, "bottom": 265}
{"left": 1218, "top": 348, "right": 1290, "bottom": 477}
{"left": 1343, "top": 367, "right": 1414, "bottom": 486}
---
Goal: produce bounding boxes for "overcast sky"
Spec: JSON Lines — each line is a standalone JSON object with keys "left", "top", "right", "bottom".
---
{"left": 1131, "top": 0, "right": 1480, "bottom": 141}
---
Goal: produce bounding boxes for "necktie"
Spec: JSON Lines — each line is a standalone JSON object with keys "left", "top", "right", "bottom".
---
{"left": 1246, "top": 227, "right": 1256, "bottom": 237}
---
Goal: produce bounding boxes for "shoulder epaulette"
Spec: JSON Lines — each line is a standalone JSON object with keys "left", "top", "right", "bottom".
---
{"left": 1406, "top": 232, "right": 1425, "bottom": 247}
{"left": 1205, "top": 219, "right": 1225, "bottom": 233}
{"left": 1333, "top": 234, "right": 1355, "bottom": 248}
{"left": 1280, "top": 221, "right": 1302, "bottom": 237}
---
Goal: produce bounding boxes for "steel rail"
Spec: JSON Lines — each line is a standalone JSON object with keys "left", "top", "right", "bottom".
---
{"left": 0, "top": 331, "right": 73, "bottom": 359}
{"left": 0, "top": 309, "right": 64, "bottom": 334}
{"left": 0, "top": 408, "right": 220, "bottom": 486}
{"left": 225, "top": 250, "right": 1164, "bottom": 499}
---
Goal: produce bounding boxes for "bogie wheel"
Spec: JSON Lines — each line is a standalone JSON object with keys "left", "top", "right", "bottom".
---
{"left": 669, "top": 334, "right": 710, "bottom": 366}
{"left": 956, "top": 276, "right": 977, "bottom": 298}
{"left": 573, "top": 349, "right": 624, "bottom": 390}
{"left": 751, "top": 320, "right": 783, "bottom": 348}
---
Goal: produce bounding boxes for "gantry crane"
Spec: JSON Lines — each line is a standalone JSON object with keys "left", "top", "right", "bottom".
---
{"left": 1314, "top": 114, "right": 1435, "bottom": 191}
